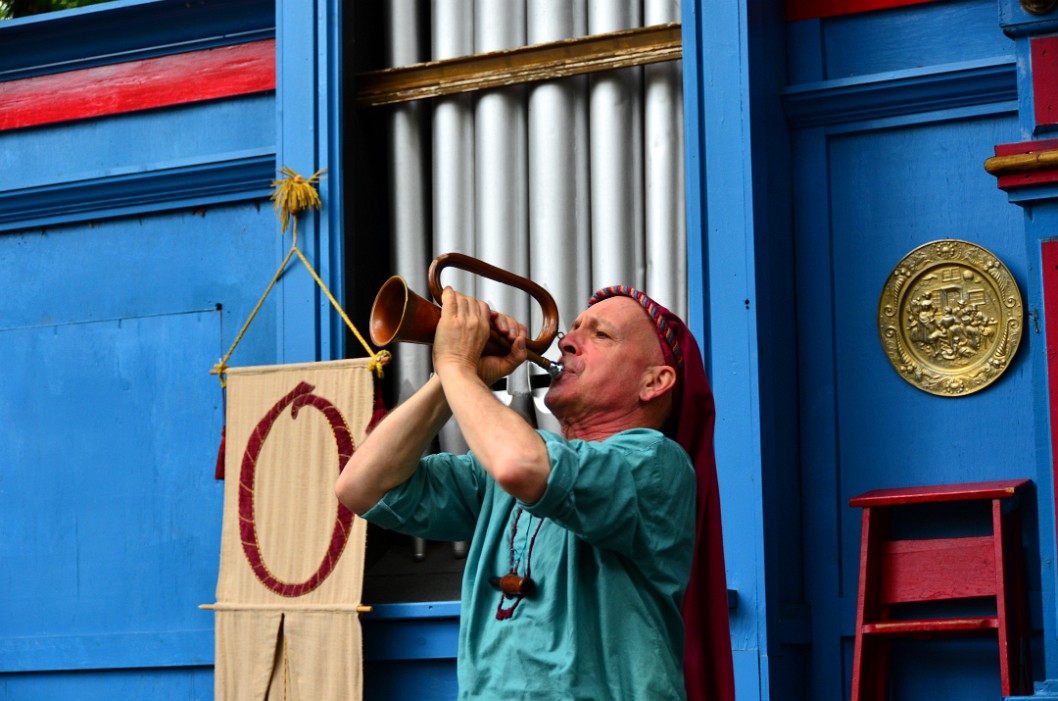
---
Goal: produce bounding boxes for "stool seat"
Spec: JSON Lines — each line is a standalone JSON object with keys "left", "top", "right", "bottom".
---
{"left": 849, "top": 480, "right": 1031, "bottom": 507}
{"left": 849, "top": 479, "right": 1032, "bottom": 700}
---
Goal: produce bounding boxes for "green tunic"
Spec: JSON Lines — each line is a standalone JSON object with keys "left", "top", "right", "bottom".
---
{"left": 362, "top": 428, "right": 697, "bottom": 701}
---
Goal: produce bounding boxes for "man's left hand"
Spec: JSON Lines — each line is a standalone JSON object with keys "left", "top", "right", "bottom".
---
{"left": 434, "top": 287, "right": 527, "bottom": 385}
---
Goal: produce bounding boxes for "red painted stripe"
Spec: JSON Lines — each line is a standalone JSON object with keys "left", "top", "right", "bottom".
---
{"left": 1042, "top": 240, "right": 1058, "bottom": 539}
{"left": 786, "top": 0, "right": 939, "bottom": 22}
{"left": 1033, "top": 37, "right": 1058, "bottom": 128}
{"left": 0, "top": 39, "right": 275, "bottom": 132}
{"left": 994, "top": 138, "right": 1058, "bottom": 157}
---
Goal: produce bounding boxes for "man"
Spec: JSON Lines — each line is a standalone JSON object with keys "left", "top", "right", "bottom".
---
{"left": 336, "top": 285, "right": 733, "bottom": 700}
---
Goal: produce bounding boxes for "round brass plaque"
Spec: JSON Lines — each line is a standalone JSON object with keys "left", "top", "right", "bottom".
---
{"left": 878, "top": 239, "right": 1023, "bottom": 397}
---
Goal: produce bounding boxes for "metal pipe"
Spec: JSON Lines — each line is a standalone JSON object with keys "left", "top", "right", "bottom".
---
{"left": 644, "top": 0, "right": 686, "bottom": 317}
{"left": 385, "top": 0, "right": 431, "bottom": 408}
{"left": 528, "top": 0, "right": 590, "bottom": 339}
{"left": 527, "top": 0, "right": 588, "bottom": 432}
{"left": 588, "top": 0, "right": 643, "bottom": 291}
{"left": 475, "top": 0, "right": 530, "bottom": 396}
{"left": 432, "top": 0, "right": 477, "bottom": 463}
{"left": 386, "top": 0, "right": 431, "bottom": 563}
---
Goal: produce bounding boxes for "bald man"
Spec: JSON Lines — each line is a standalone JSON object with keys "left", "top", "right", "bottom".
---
{"left": 337, "top": 285, "right": 732, "bottom": 701}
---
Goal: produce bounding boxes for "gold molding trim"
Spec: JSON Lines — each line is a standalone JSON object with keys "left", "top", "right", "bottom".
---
{"left": 878, "top": 240, "right": 1023, "bottom": 397}
{"left": 353, "top": 22, "right": 682, "bottom": 107}
{"left": 984, "top": 148, "right": 1058, "bottom": 177}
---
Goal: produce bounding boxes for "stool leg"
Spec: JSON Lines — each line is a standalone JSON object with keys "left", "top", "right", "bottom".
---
{"left": 992, "top": 499, "right": 1014, "bottom": 696}
{"left": 997, "top": 500, "right": 1033, "bottom": 694}
{"left": 851, "top": 507, "right": 891, "bottom": 701}
{"left": 853, "top": 636, "right": 892, "bottom": 701}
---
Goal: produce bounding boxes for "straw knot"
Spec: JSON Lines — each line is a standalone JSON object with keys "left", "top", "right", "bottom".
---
{"left": 270, "top": 166, "right": 326, "bottom": 234}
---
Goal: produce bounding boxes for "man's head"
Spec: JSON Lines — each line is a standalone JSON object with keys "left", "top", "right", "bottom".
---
{"left": 544, "top": 292, "right": 678, "bottom": 441}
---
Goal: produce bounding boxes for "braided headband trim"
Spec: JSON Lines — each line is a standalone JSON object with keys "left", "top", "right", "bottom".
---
{"left": 589, "top": 285, "right": 684, "bottom": 372}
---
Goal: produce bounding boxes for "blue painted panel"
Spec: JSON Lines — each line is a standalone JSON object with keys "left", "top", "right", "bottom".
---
{"left": 364, "top": 660, "right": 458, "bottom": 701}
{"left": 361, "top": 602, "right": 460, "bottom": 662}
{"left": 844, "top": 637, "right": 1007, "bottom": 698}
{"left": 0, "top": 97, "right": 275, "bottom": 189}
{"left": 821, "top": 115, "right": 1028, "bottom": 697}
{"left": 0, "top": 0, "right": 301, "bottom": 697}
{"left": 360, "top": 603, "right": 461, "bottom": 699}
{"left": 818, "top": 0, "right": 1012, "bottom": 81}
{"left": 0, "top": 206, "right": 279, "bottom": 353}
{"left": 828, "top": 116, "right": 1030, "bottom": 504}
{"left": 829, "top": 118, "right": 1030, "bottom": 552}
{"left": 0, "top": 631, "right": 214, "bottom": 673}
{"left": 0, "top": 312, "right": 223, "bottom": 669}
{"left": 0, "top": 204, "right": 285, "bottom": 678}
{"left": 0, "top": 667, "right": 214, "bottom": 701}
{"left": 789, "top": 125, "right": 847, "bottom": 701}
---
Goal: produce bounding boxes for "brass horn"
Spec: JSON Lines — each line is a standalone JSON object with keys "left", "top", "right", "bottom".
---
{"left": 369, "top": 252, "right": 563, "bottom": 377}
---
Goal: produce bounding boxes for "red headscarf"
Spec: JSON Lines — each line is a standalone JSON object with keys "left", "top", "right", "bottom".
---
{"left": 590, "top": 286, "right": 735, "bottom": 701}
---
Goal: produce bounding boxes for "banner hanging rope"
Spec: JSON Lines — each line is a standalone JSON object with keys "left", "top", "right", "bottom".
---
{"left": 210, "top": 166, "right": 390, "bottom": 386}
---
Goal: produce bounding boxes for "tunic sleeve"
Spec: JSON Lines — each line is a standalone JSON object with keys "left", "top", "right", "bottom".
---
{"left": 359, "top": 451, "right": 490, "bottom": 542}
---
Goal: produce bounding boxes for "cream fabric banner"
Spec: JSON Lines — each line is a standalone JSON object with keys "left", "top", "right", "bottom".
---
{"left": 214, "top": 359, "right": 374, "bottom": 701}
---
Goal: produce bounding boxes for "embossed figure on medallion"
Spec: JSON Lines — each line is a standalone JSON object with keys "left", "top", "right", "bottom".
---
{"left": 878, "top": 240, "right": 1022, "bottom": 396}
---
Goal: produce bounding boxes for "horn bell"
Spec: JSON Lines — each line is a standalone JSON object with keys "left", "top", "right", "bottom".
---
{"left": 369, "top": 275, "right": 442, "bottom": 347}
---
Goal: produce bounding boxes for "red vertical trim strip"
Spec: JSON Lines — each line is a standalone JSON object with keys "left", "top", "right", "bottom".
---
{"left": 1033, "top": 37, "right": 1058, "bottom": 128}
{"left": 1042, "top": 241, "right": 1058, "bottom": 539}
{"left": 0, "top": 39, "right": 275, "bottom": 132}
{"left": 786, "top": 0, "right": 940, "bottom": 22}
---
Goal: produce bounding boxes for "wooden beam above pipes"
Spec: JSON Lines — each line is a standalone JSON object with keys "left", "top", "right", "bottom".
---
{"left": 354, "top": 22, "right": 682, "bottom": 107}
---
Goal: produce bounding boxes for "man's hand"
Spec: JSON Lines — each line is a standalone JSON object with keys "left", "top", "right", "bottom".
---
{"left": 433, "top": 287, "right": 528, "bottom": 385}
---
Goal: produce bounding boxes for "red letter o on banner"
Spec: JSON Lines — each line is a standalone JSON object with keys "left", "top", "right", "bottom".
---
{"left": 238, "top": 381, "right": 356, "bottom": 597}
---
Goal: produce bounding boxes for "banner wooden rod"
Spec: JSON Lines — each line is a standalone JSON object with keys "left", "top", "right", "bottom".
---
{"left": 200, "top": 603, "right": 373, "bottom": 613}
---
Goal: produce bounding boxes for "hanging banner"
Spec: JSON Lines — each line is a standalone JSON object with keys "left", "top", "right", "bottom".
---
{"left": 213, "top": 358, "right": 374, "bottom": 701}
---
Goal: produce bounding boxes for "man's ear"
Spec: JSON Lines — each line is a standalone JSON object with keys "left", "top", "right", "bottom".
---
{"left": 640, "top": 365, "right": 677, "bottom": 402}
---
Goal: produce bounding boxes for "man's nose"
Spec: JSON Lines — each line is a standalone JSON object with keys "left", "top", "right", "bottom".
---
{"left": 559, "top": 331, "right": 578, "bottom": 354}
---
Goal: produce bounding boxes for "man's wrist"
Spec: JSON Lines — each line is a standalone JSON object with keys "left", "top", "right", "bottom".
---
{"left": 434, "top": 357, "right": 484, "bottom": 384}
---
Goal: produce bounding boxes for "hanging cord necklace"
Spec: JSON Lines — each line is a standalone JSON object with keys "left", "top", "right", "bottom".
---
{"left": 490, "top": 507, "right": 545, "bottom": 620}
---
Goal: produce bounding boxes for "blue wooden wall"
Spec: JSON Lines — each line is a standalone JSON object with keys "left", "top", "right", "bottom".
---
{"left": 689, "top": 0, "right": 1054, "bottom": 699}
{"left": 4, "top": 0, "right": 1056, "bottom": 700}
{"left": 0, "top": 1, "right": 279, "bottom": 697}
{"left": 698, "top": 0, "right": 1045, "bottom": 697}
{"left": 782, "top": 1, "right": 1041, "bottom": 699}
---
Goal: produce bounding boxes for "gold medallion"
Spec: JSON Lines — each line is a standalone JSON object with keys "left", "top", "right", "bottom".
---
{"left": 878, "top": 239, "right": 1023, "bottom": 397}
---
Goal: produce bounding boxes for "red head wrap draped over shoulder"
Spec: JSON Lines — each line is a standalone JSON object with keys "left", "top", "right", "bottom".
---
{"left": 589, "top": 286, "right": 735, "bottom": 701}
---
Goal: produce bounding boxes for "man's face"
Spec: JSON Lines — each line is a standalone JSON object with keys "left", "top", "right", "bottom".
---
{"left": 543, "top": 296, "right": 664, "bottom": 423}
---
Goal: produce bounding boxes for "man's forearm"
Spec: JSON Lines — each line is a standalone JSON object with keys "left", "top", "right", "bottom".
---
{"left": 335, "top": 374, "right": 452, "bottom": 514}
{"left": 438, "top": 364, "right": 550, "bottom": 504}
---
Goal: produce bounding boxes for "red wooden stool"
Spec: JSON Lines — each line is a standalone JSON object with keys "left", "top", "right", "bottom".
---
{"left": 849, "top": 480, "right": 1032, "bottom": 700}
